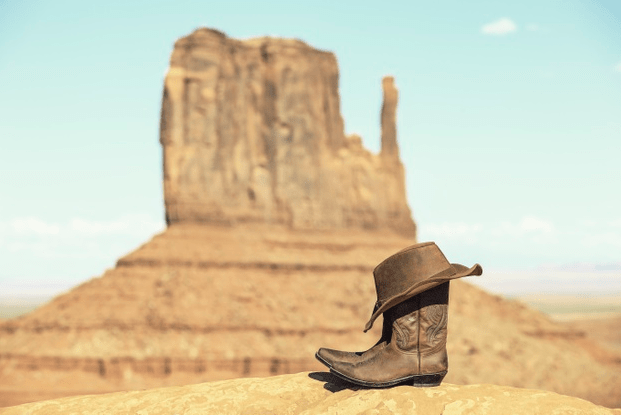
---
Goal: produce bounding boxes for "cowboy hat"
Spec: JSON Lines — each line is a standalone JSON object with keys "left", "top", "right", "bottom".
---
{"left": 364, "top": 241, "right": 482, "bottom": 332}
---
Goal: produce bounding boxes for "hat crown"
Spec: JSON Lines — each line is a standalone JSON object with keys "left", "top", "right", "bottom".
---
{"left": 373, "top": 242, "right": 451, "bottom": 305}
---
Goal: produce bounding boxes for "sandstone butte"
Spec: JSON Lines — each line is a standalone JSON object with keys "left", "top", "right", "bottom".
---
{"left": 161, "top": 28, "right": 415, "bottom": 236}
{"left": 2, "top": 372, "right": 621, "bottom": 415}
{"left": 0, "top": 28, "right": 620, "bottom": 410}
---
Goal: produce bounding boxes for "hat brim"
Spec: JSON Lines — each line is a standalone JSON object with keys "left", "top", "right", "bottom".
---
{"left": 363, "top": 263, "right": 482, "bottom": 332}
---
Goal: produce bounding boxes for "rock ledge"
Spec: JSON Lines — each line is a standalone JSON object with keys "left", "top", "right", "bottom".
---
{"left": 3, "top": 371, "right": 619, "bottom": 414}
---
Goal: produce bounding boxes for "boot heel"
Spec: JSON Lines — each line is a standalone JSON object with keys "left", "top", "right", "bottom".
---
{"left": 408, "top": 371, "right": 447, "bottom": 387}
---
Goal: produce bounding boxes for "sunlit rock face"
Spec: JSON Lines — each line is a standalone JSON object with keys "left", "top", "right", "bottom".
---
{"left": 160, "top": 28, "right": 416, "bottom": 237}
{"left": 4, "top": 373, "right": 621, "bottom": 415}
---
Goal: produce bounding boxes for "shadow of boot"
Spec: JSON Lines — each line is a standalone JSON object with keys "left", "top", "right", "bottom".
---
{"left": 308, "top": 371, "right": 363, "bottom": 393}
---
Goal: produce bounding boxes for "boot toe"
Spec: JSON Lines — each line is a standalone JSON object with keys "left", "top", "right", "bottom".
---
{"left": 315, "top": 347, "right": 347, "bottom": 368}
{"left": 329, "top": 360, "right": 366, "bottom": 385}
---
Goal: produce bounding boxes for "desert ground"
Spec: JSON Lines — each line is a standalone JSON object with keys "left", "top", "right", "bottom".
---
{"left": 5, "top": 291, "right": 621, "bottom": 325}
{"left": 2, "top": 276, "right": 620, "bottom": 408}
{"left": 517, "top": 294, "right": 621, "bottom": 354}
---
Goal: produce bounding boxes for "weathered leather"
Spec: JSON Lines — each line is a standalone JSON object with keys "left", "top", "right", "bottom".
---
{"left": 316, "top": 342, "right": 386, "bottom": 368}
{"left": 316, "top": 312, "right": 393, "bottom": 368}
{"left": 365, "top": 242, "right": 481, "bottom": 332}
{"left": 330, "top": 282, "right": 450, "bottom": 387}
{"left": 316, "top": 242, "right": 481, "bottom": 385}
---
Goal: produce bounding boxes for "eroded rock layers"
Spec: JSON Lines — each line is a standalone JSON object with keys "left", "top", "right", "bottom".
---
{"left": 161, "top": 28, "right": 415, "bottom": 236}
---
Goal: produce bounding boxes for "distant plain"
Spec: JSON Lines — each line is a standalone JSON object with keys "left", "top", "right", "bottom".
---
{"left": 4, "top": 290, "right": 620, "bottom": 321}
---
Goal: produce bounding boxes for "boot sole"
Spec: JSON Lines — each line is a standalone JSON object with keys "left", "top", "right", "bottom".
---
{"left": 314, "top": 351, "right": 332, "bottom": 369}
{"left": 329, "top": 368, "right": 447, "bottom": 388}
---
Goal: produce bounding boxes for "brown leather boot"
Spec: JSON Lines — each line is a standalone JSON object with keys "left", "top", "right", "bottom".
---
{"left": 315, "top": 312, "right": 392, "bottom": 368}
{"left": 316, "top": 242, "right": 481, "bottom": 387}
{"left": 330, "top": 281, "right": 451, "bottom": 387}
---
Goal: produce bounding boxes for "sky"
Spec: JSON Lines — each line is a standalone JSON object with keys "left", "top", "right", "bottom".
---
{"left": 1, "top": 0, "right": 620, "bottom": 298}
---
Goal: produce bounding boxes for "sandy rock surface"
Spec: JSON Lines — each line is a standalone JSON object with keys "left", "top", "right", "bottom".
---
{"left": 3, "top": 372, "right": 620, "bottom": 415}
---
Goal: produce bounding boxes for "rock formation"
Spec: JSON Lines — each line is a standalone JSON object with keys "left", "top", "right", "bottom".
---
{"left": 381, "top": 76, "right": 399, "bottom": 157}
{"left": 4, "top": 372, "right": 620, "bottom": 415}
{"left": 1, "top": 28, "right": 621, "bottom": 409}
{"left": 1, "top": 225, "right": 620, "bottom": 408}
{"left": 161, "top": 28, "right": 416, "bottom": 236}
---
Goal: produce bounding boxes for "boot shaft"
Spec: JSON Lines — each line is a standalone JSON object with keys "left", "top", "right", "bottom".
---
{"left": 388, "top": 281, "right": 449, "bottom": 374}
{"left": 328, "top": 282, "right": 451, "bottom": 386}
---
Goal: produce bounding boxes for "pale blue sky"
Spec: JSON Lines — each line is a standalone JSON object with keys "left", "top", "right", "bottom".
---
{"left": 1, "top": 0, "right": 620, "bottom": 297}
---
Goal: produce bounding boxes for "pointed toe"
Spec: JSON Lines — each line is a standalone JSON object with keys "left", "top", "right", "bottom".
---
{"left": 315, "top": 347, "right": 344, "bottom": 368}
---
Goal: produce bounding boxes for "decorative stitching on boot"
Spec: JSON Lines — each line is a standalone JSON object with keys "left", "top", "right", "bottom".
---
{"left": 425, "top": 304, "right": 448, "bottom": 345}
{"left": 394, "top": 310, "right": 419, "bottom": 351}
{"left": 394, "top": 321, "right": 408, "bottom": 349}
{"left": 419, "top": 304, "right": 448, "bottom": 357}
{"left": 421, "top": 339, "right": 447, "bottom": 357}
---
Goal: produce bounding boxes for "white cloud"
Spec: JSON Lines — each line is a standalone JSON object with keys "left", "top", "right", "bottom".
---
{"left": 0, "top": 214, "right": 165, "bottom": 260}
{"left": 519, "top": 216, "right": 553, "bottom": 233}
{"left": 421, "top": 217, "right": 557, "bottom": 246}
{"left": 491, "top": 216, "right": 554, "bottom": 236}
{"left": 538, "top": 262, "right": 621, "bottom": 272}
{"left": 616, "top": 62, "right": 621, "bottom": 72}
{"left": 579, "top": 219, "right": 598, "bottom": 227}
{"left": 582, "top": 231, "right": 621, "bottom": 248}
{"left": 10, "top": 217, "right": 60, "bottom": 235}
{"left": 419, "top": 222, "right": 482, "bottom": 242}
{"left": 2, "top": 215, "right": 165, "bottom": 238}
{"left": 609, "top": 219, "right": 621, "bottom": 227}
{"left": 481, "top": 18, "right": 517, "bottom": 35}
{"left": 69, "top": 214, "right": 164, "bottom": 236}
{"left": 470, "top": 267, "right": 621, "bottom": 296}
{"left": 526, "top": 23, "right": 539, "bottom": 32}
